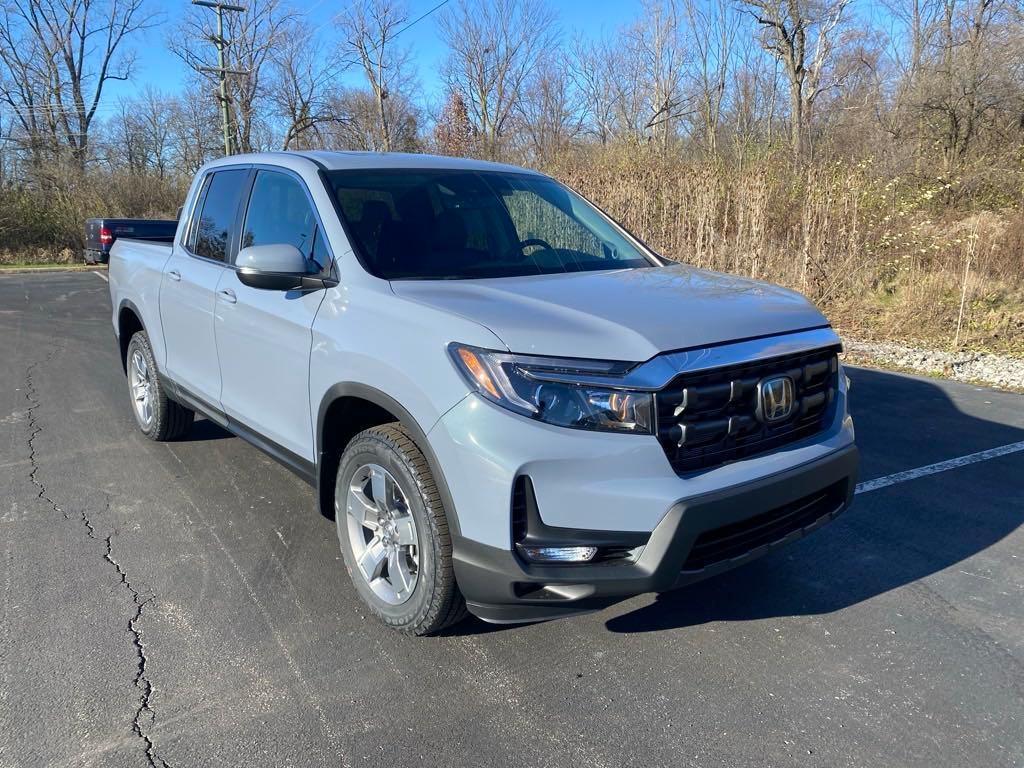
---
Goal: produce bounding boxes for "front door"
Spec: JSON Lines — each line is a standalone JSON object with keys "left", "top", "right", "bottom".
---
{"left": 215, "top": 169, "right": 332, "bottom": 463}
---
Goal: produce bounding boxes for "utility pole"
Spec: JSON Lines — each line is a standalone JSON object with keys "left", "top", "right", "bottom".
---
{"left": 192, "top": 0, "right": 248, "bottom": 156}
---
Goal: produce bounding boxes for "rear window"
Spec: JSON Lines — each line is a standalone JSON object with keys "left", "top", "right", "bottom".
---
{"left": 326, "top": 169, "right": 654, "bottom": 280}
{"left": 190, "top": 169, "right": 248, "bottom": 262}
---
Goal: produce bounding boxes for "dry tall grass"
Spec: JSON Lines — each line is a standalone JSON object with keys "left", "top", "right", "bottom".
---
{"left": 1, "top": 148, "right": 1021, "bottom": 355}
{"left": 0, "top": 166, "right": 186, "bottom": 263}
{"left": 546, "top": 146, "right": 1024, "bottom": 356}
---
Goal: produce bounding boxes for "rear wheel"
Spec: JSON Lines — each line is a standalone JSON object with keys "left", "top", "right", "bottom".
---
{"left": 126, "top": 331, "right": 193, "bottom": 441}
{"left": 335, "top": 424, "right": 466, "bottom": 635}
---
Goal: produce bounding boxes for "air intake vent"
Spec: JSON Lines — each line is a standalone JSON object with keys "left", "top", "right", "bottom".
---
{"left": 511, "top": 475, "right": 529, "bottom": 545}
{"left": 682, "top": 480, "right": 846, "bottom": 571}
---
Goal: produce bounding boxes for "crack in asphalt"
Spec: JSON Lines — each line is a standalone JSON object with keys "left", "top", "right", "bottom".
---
{"left": 25, "top": 346, "right": 68, "bottom": 518}
{"left": 24, "top": 348, "right": 170, "bottom": 768}
{"left": 104, "top": 530, "right": 169, "bottom": 768}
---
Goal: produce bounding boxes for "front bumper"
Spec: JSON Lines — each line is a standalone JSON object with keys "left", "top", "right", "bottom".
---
{"left": 453, "top": 444, "right": 859, "bottom": 623}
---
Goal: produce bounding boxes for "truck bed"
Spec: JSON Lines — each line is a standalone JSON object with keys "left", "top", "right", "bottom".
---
{"left": 84, "top": 217, "right": 178, "bottom": 264}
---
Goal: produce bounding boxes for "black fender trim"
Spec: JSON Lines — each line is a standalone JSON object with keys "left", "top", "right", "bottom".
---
{"left": 315, "top": 383, "right": 462, "bottom": 537}
{"left": 115, "top": 298, "right": 145, "bottom": 339}
{"left": 116, "top": 298, "right": 146, "bottom": 372}
{"left": 160, "top": 373, "right": 317, "bottom": 486}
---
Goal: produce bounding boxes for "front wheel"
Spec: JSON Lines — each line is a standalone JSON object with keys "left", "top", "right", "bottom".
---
{"left": 335, "top": 424, "right": 466, "bottom": 635}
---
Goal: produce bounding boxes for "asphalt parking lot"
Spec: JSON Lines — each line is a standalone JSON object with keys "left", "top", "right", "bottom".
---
{"left": 1, "top": 270, "right": 1022, "bottom": 768}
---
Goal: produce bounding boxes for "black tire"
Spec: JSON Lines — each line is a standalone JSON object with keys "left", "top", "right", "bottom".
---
{"left": 125, "top": 331, "right": 194, "bottom": 441}
{"left": 335, "top": 423, "right": 467, "bottom": 635}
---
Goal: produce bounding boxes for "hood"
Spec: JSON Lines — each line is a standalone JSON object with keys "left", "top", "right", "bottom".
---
{"left": 391, "top": 264, "right": 830, "bottom": 362}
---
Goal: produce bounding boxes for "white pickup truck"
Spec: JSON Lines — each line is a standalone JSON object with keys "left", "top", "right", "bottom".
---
{"left": 108, "top": 151, "right": 858, "bottom": 635}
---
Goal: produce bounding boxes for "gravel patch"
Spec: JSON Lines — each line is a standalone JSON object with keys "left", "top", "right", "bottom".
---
{"left": 843, "top": 339, "right": 1024, "bottom": 391}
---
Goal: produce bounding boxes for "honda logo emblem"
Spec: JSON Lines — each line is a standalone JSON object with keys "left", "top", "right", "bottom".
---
{"left": 757, "top": 376, "right": 794, "bottom": 423}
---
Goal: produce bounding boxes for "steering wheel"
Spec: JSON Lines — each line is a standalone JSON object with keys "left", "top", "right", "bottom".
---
{"left": 504, "top": 237, "right": 557, "bottom": 263}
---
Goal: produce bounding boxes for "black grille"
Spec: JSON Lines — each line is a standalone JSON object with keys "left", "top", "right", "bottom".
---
{"left": 656, "top": 346, "right": 840, "bottom": 474}
{"left": 682, "top": 480, "right": 847, "bottom": 571}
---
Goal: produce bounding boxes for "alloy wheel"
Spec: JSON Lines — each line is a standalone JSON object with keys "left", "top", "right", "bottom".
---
{"left": 129, "top": 348, "right": 154, "bottom": 428}
{"left": 345, "top": 463, "right": 420, "bottom": 605}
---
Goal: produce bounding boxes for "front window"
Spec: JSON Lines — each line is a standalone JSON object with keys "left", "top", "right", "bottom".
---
{"left": 326, "top": 169, "right": 656, "bottom": 280}
{"left": 242, "top": 170, "right": 330, "bottom": 274}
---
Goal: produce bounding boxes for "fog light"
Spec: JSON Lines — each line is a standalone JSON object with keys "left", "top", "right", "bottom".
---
{"left": 519, "top": 545, "right": 598, "bottom": 563}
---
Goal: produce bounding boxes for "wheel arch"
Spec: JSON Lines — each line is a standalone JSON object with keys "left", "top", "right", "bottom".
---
{"left": 117, "top": 299, "right": 146, "bottom": 375}
{"left": 315, "top": 383, "right": 462, "bottom": 537}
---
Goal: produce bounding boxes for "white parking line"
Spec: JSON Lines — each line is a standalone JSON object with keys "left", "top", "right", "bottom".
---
{"left": 855, "top": 441, "right": 1024, "bottom": 495}
{"left": 93, "top": 270, "right": 108, "bottom": 282}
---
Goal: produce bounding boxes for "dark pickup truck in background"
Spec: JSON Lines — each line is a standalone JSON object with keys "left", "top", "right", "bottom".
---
{"left": 84, "top": 217, "right": 177, "bottom": 264}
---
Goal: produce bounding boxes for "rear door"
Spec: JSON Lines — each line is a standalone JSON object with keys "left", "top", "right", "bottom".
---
{"left": 160, "top": 168, "right": 249, "bottom": 408}
{"left": 214, "top": 168, "right": 333, "bottom": 464}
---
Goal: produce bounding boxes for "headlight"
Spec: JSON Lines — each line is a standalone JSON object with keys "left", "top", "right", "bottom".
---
{"left": 448, "top": 343, "right": 653, "bottom": 434}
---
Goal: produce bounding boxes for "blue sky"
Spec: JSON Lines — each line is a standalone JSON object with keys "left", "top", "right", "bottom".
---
{"left": 107, "top": 0, "right": 640, "bottom": 107}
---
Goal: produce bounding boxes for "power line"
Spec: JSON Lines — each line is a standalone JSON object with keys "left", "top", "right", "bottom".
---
{"left": 337, "top": 0, "right": 453, "bottom": 56}
{"left": 0, "top": 98, "right": 189, "bottom": 118}
{"left": 192, "top": 0, "right": 249, "bottom": 156}
{"left": 392, "top": 0, "right": 453, "bottom": 41}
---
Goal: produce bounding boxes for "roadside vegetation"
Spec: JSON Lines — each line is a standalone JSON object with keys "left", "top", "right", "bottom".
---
{"left": 0, "top": 0, "right": 1021, "bottom": 356}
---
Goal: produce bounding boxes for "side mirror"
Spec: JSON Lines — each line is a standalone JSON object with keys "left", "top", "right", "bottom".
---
{"left": 235, "top": 244, "right": 337, "bottom": 291}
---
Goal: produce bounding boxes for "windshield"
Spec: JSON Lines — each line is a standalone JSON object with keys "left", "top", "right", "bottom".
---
{"left": 326, "top": 169, "right": 656, "bottom": 280}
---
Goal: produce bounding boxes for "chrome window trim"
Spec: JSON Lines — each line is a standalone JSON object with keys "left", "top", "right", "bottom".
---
{"left": 522, "top": 326, "right": 843, "bottom": 391}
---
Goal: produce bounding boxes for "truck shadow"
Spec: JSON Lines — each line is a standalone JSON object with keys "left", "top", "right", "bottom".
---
{"left": 182, "top": 418, "right": 235, "bottom": 442}
{"left": 604, "top": 367, "right": 1024, "bottom": 634}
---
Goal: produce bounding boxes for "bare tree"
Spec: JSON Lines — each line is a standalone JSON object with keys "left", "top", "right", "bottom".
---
{"left": 882, "top": 0, "right": 942, "bottom": 156}
{"left": 931, "top": 0, "right": 1006, "bottom": 171}
{"left": 138, "top": 87, "right": 172, "bottom": 177}
{"left": 167, "top": 84, "right": 221, "bottom": 175}
{"left": 682, "top": 0, "right": 740, "bottom": 152}
{"left": 325, "top": 87, "right": 420, "bottom": 152}
{"left": 0, "top": 110, "right": 9, "bottom": 183}
{"left": 568, "top": 35, "right": 620, "bottom": 144}
{"left": 740, "top": 0, "right": 854, "bottom": 160}
{"left": 570, "top": 31, "right": 655, "bottom": 145}
{"left": 337, "top": 0, "right": 418, "bottom": 152}
{"left": 102, "top": 87, "right": 172, "bottom": 176}
{"left": 516, "top": 56, "right": 584, "bottom": 162}
{"left": 627, "top": 0, "right": 691, "bottom": 149}
{"left": 0, "top": 0, "right": 153, "bottom": 169}
{"left": 570, "top": 2, "right": 693, "bottom": 149}
{"left": 106, "top": 96, "right": 146, "bottom": 174}
{"left": 720, "top": 35, "right": 784, "bottom": 148}
{"left": 271, "top": 21, "right": 345, "bottom": 150}
{"left": 438, "top": 0, "right": 559, "bottom": 159}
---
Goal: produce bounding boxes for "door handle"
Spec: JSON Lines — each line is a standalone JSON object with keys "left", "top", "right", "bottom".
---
{"left": 167, "top": 269, "right": 181, "bottom": 281}
{"left": 218, "top": 289, "right": 237, "bottom": 304}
